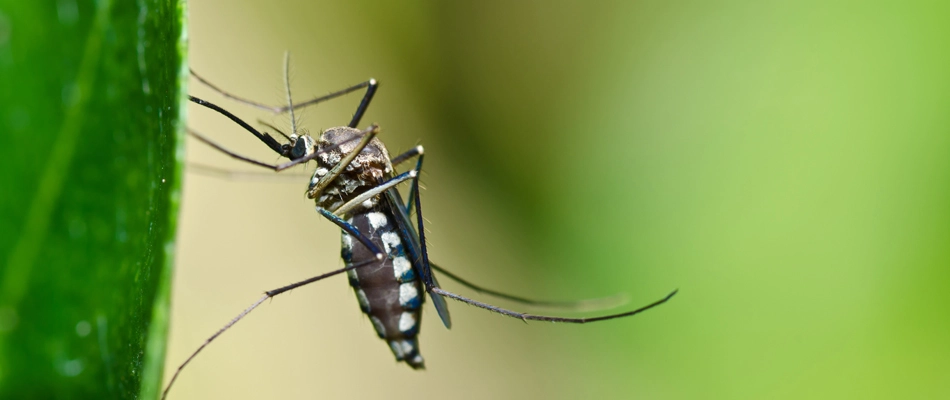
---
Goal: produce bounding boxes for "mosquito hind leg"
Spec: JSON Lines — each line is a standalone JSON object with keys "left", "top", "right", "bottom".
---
{"left": 408, "top": 165, "right": 677, "bottom": 324}
{"left": 395, "top": 155, "right": 628, "bottom": 312}
{"left": 427, "top": 261, "right": 629, "bottom": 312}
{"left": 429, "top": 287, "right": 678, "bottom": 324}
{"left": 163, "top": 192, "right": 390, "bottom": 398}
{"left": 160, "top": 258, "right": 381, "bottom": 400}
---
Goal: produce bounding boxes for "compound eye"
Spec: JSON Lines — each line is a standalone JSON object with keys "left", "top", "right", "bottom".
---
{"left": 291, "top": 135, "right": 315, "bottom": 160}
{"left": 291, "top": 139, "right": 307, "bottom": 159}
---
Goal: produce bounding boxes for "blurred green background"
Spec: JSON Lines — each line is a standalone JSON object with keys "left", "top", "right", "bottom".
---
{"left": 169, "top": 1, "right": 950, "bottom": 399}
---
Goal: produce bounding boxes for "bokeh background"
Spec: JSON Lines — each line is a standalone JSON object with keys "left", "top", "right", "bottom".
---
{"left": 166, "top": 1, "right": 950, "bottom": 399}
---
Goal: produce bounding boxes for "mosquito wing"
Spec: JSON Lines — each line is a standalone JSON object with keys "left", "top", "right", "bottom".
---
{"left": 428, "top": 273, "right": 452, "bottom": 328}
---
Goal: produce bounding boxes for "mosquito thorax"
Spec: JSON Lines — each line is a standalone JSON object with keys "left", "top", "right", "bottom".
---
{"left": 312, "top": 126, "right": 394, "bottom": 211}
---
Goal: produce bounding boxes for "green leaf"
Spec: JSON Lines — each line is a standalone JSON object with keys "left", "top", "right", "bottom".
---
{"left": 0, "top": 0, "right": 186, "bottom": 398}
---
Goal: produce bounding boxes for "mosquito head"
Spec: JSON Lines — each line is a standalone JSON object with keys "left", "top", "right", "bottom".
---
{"left": 287, "top": 130, "right": 316, "bottom": 161}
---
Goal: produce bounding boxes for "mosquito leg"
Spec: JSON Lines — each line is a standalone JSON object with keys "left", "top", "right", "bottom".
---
{"left": 430, "top": 287, "right": 678, "bottom": 324}
{"left": 409, "top": 167, "right": 678, "bottom": 323}
{"left": 189, "top": 95, "right": 284, "bottom": 155}
{"left": 405, "top": 158, "right": 454, "bottom": 328}
{"left": 345, "top": 78, "right": 377, "bottom": 128}
{"left": 410, "top": 157, "right": 433, "bottom": 285}
{"left": 188, "top": 129, "right": 281, "bottom": 170}
{"left": 191, "top": 68, "right": 281, "bottom": 112}
{"left": 187, "top": 163, "right": 311, "bottom": 182}
{"left": 160, "top": 258, "right": 380, "bottom": 400}
{"left": 399, "top": 160, "right": 626, "bottom": 311}
{"left": 387, "top": 145, "right": 426, "bottom": 212}
{"left": 316, "top": 208, "right": 385, "bottom": 259}
{"left": 391, "top": 145, "right": 424, "bottom": 167}
{"left": 404, "top": 153, "right": 425, "bottom": 214}
{"left": 427, "top": 262, "right": 629, "bottom": 312}
{"left": 191, "top": 68, "right": 377, "bottom": 121}
{"left": 274, "top": 79, "right": 377, "bottom": 122}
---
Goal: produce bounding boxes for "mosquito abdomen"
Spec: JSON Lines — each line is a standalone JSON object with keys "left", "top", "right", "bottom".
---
{"left": 342, "top": 207, "right": 425, "bottom": 369}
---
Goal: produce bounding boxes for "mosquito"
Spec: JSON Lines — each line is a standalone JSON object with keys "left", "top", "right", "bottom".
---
{"left": 162, "top": 53, "right": 677, "bottom": 399}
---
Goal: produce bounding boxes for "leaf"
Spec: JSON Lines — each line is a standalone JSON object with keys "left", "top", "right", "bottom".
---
{"left": 0, "top": 0, "right": 186, "bottom": 398}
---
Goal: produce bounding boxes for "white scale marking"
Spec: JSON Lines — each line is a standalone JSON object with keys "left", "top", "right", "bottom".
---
{"left": 389, "top": 341, "right": 404, "bottom": 359}
{"left": 397, "top": 340, "right": 414, "bottom": 356}
{"left": 381, "top": 231, "right": 401, "bottom": 253}
{"left": 367, "top": 212, "right": 388, "bottom": 229}
{"left": 356, "top": 289, "right": 371, "bottom": 311}
{"left": 399, "top": 283, "right": 418, "bottom": 308}
{"left": 341, "top": 234, "right": 353, "bottom": 252}
{"left": 370, "top": 316, "right": 386, "bottom": 337}
{"left": 399, "top": 312, "right": 417, "bottom": 333}
{"left": 393, "top": 257, "right": 411, "bottom": 280}
{"left": 389, "top": 339, "right": 416, "bottom": 360}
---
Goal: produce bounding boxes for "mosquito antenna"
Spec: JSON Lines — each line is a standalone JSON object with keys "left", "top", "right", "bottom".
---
{"left": 283, "top": 51, "right": 298, "bottom": 136}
